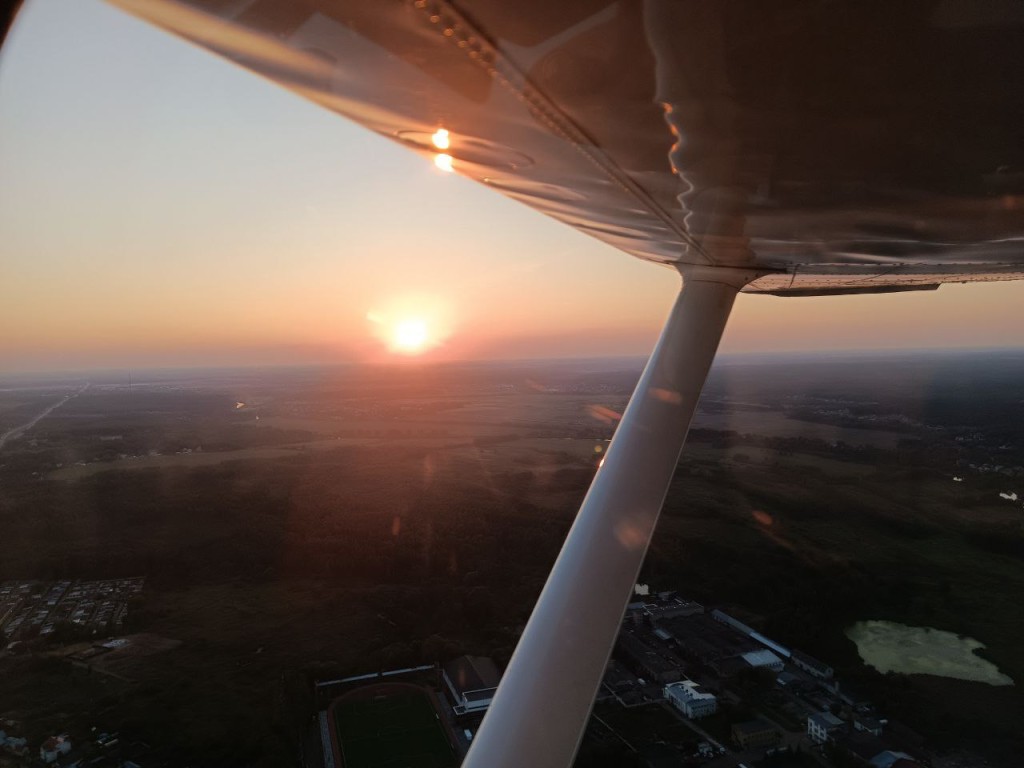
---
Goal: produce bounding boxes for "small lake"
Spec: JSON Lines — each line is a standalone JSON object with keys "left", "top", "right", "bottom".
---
{"left": 846, "top": 620, "right": 1014, "bottom": 686}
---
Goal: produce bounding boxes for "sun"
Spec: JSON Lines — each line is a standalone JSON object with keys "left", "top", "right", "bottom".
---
{"left": 366, "top": 297, "right": 452, "bottom": 357}
{"left": 391, "top": 318, "right": 430, "bottom": 354}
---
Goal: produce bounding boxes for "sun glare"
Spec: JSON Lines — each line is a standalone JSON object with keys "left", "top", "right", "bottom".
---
{"left": 391, "top": 318, "right": 430, "bottom": 354}
{"left": 366, "top": 296, "right": 452, "bottom": 358}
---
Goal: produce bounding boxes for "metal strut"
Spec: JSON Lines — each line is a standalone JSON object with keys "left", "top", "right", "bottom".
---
{"left": 463, "top": 267, "right": 755, "bottom": 768}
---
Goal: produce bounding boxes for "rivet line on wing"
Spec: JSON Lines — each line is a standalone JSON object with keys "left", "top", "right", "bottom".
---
{"left": 409, "top": 0, "right": 712, "bottom": 265}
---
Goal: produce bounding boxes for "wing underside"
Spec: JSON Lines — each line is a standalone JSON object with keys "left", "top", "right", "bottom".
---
{"left": 109, "top": 0, "right": 1024, "bottom": 292}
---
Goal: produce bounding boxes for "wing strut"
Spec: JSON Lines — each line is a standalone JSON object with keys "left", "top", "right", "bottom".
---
{"left": 463, "top": 267, "right": 756, "bottom": 768}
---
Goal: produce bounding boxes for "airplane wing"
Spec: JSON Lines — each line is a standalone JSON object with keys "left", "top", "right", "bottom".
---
{"left": 109, "top": 0, "right": 1024, "bottom": 293}
{"left": 93, "top": 2, "right": 1024, "bottom": 766}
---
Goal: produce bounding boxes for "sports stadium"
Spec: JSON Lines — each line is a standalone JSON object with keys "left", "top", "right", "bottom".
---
{"left": 327, "top": 682, "right": 458, "bottom": 768}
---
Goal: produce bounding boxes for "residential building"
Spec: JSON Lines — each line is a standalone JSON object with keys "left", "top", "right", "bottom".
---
{"left": 2, "top": 736, "right": 29, "bottom": 757}
{"left": 854, "top": 714, "right": 884, "bottom": 736}
{"left": 808, "top": 711, "right": 845, "bottom": 744}
{"left": 664, "top": 680, "right": 717, "bottom": 719}
{"left": 39, "top": 735, "right": 71, "bottom": 764}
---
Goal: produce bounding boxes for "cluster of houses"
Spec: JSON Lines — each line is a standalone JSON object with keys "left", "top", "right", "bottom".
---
{"left": 1, "top": 578, "right": 144, "bottom": 644}
{"left": 0, "top": 719, "right": 148, "bottom": 768}
{"left": 0, "top": 723, "right": 70, "bottom": 764}
{"left": 0, "top": 721, "right": 30, "bottom": 759}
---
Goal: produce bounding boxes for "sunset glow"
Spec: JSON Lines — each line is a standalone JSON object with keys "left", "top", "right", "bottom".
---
{"left": 365, "top": 295, "right": 453, "bottom": 359}
{"left": 1, "top": 1, "right": 1023, "bottom": 374}
{"left": 391, "top": 318, "right": 430, "bottom": 354}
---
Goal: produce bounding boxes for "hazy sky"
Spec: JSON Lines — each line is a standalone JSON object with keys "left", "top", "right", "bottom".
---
{"left": 2, "top": 0, "right": 1023, "bottom": 373}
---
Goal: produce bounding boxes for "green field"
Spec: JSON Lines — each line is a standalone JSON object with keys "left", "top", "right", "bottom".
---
{"left": 333, "top": 686, "right": 456, "bottom": 768}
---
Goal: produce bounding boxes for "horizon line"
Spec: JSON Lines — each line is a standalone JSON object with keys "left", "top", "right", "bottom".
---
{"left": 3, "top": 343, "right": 1024, "bottom": 380}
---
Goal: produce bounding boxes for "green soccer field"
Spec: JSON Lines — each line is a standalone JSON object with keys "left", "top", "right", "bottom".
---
{"left": 333, "top": 686, "right": 457, "bottom": 768}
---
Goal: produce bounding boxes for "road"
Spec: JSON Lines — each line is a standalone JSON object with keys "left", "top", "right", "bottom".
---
{"left": 0, "top": 384, "right": 87, "bottom": 450}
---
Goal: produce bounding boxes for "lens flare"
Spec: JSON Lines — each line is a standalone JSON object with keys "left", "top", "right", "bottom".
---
{"left": 434, "top": 153, "right": 454, "bottom": 173}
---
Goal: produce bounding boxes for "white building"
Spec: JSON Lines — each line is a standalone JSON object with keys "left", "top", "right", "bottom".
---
{"left": 664, "top": 679, "right": 718, "bottom": 719}
{"left": 807, "top": 712, "right": 844, "bottom": 744}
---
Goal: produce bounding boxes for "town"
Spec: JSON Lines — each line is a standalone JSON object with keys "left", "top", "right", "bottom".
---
{"left": 2, "top": 578, "right": 927, "bottom": 768}
{"left": 308, "top": 587, "right": 928, "bottom": 768}
{"left": 1, "top": 578, "right": 157, "bottom": 768}
{"left": 1, "top": 579, "right": 144, "bottom": 645}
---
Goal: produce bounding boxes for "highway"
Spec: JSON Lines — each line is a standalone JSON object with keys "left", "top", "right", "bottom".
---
{"left": 0, "top": 384, "right": 87, "bottom": 451}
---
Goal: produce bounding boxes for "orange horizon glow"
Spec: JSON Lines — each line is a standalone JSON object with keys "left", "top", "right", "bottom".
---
{"left": 2, "top": 1, "right": 1024, "bottom": 375}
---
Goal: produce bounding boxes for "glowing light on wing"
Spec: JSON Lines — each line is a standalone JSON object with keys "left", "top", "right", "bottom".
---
{"left": 434, "top": 153, "right": 454, "bottom": 172}
{"left": 431, "top": 128, "right": 450, "bottom": 150}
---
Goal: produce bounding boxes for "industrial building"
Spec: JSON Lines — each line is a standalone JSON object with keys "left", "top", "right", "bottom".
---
{"left": 664, "top": 680, "right": 717, "bottom": 719}
{"left": 660, "top": 614, "right": 761, "bottom": 666}
{"left": 442, "top": 656, "right": 501, "bottom": 716}
{"left": 641, "top": 597, "right": 704, "bottom": 623}
{"left": 614, "top": 629, "right": 684, "bottom": 684}
{"left": 731, "top": 719, "right": 781, "bottom": 749}
{"left": 741, "top": 649, "right": 785, "bottom": 673}
{"left": 792, "top": 650, "right": 834, "bottom": 680}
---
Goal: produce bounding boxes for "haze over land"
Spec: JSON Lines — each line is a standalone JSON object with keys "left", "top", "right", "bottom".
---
{"left": 2, "top": 351, "right": 1024, "bottom": 765}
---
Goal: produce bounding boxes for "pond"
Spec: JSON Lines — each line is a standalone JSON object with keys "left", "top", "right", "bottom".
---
{"left": 846, "top": 620, "right": 1014, "bottom": 686}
